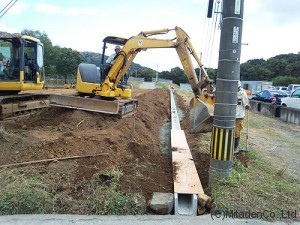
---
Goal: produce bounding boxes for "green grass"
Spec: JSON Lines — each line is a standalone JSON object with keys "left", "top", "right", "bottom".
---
{"left": 0, "top": 168, "right": 53, "bottom": 214}
{"left": 86, "top": 168, "right": 146, "bottom": 215}
{"left": 128, "top": 81, "right": 142, "bottom": 89}
{"left": 211, "top": 150, "right": 300, "bottom": 221}
{"left": 197, "top": 133, "right": 212, "bottom": 154}
{"left": 0, "top": 167, "right": 146, "bottom": 215}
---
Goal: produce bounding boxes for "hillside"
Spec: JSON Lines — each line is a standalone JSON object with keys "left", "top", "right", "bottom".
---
{"left": 82, "top": 51, "right": 148, "bottom": 72}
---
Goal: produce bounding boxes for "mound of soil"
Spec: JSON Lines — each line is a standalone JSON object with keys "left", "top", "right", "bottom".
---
{"left": 0, "top": 89, "right": 174, "bottom": 202}
{"left": 0, "top": 88, "right": 252, "bottom": 211}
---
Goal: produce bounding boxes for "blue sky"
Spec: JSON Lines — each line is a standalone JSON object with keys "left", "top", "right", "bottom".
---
{"left": 1, "top": 0, "right": 299, "bottom": 71}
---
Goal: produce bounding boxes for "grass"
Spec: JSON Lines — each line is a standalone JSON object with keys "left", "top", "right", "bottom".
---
{"left": 86, "top": 168, "right": 146, "bottom": 215}
{"left": 211, "top": 150, "right": 300, "bottom": 221}
{"left": 128, "top": 81, "right": 142, "bottom": 89}
{"left": 0, "top": 167, "right": 146, "bottom": 215}
{"left": 0, "top": 168, "right": 53, "bottom": 214}
{"left": 196, "top": 133, "right": 212, "bottom": 154}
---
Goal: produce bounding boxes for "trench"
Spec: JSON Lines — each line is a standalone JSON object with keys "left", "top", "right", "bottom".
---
{"left": 159, "top": 94, "right": 185, "bottom": 157}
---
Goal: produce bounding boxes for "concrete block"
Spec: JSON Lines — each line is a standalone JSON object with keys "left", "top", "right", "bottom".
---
{"left": 150, "top": 192, "right": 174, "bottom": 215}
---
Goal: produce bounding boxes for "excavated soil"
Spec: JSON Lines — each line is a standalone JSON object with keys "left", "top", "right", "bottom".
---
{"left": 0, "top": 88, "right": 211, "bottom": 205}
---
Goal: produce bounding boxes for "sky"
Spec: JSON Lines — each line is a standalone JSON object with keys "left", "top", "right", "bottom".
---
{"left": 0, "top": 0, "right": 299, "bottom": 72}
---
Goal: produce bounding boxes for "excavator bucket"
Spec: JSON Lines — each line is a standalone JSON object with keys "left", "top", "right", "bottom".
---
{"left": 189, "top": 97, "right": 214, "bottom": 133}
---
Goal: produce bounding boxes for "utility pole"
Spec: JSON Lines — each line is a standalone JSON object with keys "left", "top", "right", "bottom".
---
{"left": 209, "top": 0, "right": 244, "bottom": 183}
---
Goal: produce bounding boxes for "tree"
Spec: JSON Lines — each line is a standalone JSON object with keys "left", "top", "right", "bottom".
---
{"left": 55, "top": 47, "right": 83, "bottom": 80}
{"left": 170, "top": 67, "right": 187, "bottom": 85}
{"left": 140, "top": 68, "right": 155, "bottom": 81}
{"left": 272, "top": 76, "right": 300, "bottom": 86}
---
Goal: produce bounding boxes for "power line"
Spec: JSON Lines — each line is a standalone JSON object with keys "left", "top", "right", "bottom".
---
{"left": 201, "top": 0, "right": 212, "bottom": 66}
{"left": 0, "top": 0, "right": 18, "bottom": 19}
{"left": 201, "top": 0, "right": 222, "bottom": 68}
{"left": 207, "top": 0, "right": 222, "bottom": 67}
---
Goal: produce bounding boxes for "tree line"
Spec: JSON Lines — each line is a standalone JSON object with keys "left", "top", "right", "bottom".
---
{"left": 240, "top": 53, "right": 300, "bottom": 86}
{"left": 23, "top": 29, "right": 299, "bottom": 86}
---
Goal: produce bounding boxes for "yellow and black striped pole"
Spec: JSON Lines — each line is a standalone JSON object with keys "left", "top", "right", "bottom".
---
{"left": 210, "top": 127, "right": 235, "bottom": 162}
{"left": 209, "top": 0, "right": 244, "bottom": 184}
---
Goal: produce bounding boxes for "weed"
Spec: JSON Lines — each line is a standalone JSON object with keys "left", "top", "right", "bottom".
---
{"left": 86, "top": 168, "right": 146, "bottom": 215}
{"left": 211, "top": 150, "right": 300, "bottom": 221}
{"left": 0, "top": 169, "right": 53, "bottom": 214}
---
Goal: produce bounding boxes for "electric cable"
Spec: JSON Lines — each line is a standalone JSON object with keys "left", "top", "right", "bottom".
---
{"left": 0, "top": 0, "right": 18, "bottom": 19}
{"left": 207, "top": 0, "right": 221, "bottom": 67}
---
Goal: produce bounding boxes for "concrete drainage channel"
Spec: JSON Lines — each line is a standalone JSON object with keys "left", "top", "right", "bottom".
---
{"left": 157, "top": 90, "right": 212, "bottom": 216}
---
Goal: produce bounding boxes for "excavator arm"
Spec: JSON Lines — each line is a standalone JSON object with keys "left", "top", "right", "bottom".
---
{"left": 100, "top": 27, "right": 214, "bottom": 100}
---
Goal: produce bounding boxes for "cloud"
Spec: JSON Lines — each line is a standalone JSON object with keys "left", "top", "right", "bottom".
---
{"left": 246, "top": 0, "right": 300, "bottom": 25}
{"left": 0, "top": 22, "right": 18, "bottom": 32}
{"left": 34, "top": 3, "right": 98, "bottom": 16}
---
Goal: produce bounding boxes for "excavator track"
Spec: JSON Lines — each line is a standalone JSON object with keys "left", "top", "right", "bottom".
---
{"left": 0, "top": 94, "right": 50, "bottom": 120}
{"left": 49, "top": 94, "right": 138, "bottom": 118}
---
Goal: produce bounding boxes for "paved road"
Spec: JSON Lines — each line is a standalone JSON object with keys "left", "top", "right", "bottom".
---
{"left": 139, "top": 82, "right": 156, "bottom": 89}
{"left": 0, "top": 214, "right": 297, "bottom": 225}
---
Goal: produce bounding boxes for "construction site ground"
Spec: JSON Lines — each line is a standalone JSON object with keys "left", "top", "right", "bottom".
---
{"left": 0, "top": 88, "right": 299, "bottom": 219}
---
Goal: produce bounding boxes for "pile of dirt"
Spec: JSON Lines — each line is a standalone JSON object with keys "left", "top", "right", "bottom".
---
{"left": 0, "top": 89, "right": 175, "bottom": 203}
{"left": 0, "top": 88, "right": 253, "bottom": 212}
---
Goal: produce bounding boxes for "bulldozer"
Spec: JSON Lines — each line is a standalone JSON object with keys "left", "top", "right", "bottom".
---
{"left": 0, "top": 32, "right": 49, "bottom": 119}
{"left": 51, "top": 27, "right": 215, "bottom": 133}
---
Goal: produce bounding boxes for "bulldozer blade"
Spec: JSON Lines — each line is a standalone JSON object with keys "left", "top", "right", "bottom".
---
{"left": 189, "top": 97, "right": 214, "bottom": 133}
{"left": 50, "top": 95, "right": 137, "bottom": 117}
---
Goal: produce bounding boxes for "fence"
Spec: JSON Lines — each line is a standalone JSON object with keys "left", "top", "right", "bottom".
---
{"left": 128, "top": 77, "right": 145, "bottom": 82}
{"left": 179, "top": 83, "right": 192, "bottom": 91}
{"left": 45, "top": 76, "right": 76, "bottom": 87}
{"left": 152, "top": 78, "right": 173, "bottom": 83}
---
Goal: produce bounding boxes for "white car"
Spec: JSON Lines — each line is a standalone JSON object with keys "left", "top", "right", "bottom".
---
{"left": 281, "top": 88, "right": 300, "bottom": 109}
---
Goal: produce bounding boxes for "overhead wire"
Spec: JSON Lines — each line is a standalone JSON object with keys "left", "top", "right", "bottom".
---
{"left": 207, "top": 0, "right": 222, "bottom": 67}
{"left": 205, "top": 9, "right": 216, "bottom": 66}
{"left": 201, "top": 0, "right": 210, "bottom": 67}
{"left": 0, "top": 0, "right": 18, "bottom": 19}
{"left": 201, "top": 0, "right": 222, "bottom": 68}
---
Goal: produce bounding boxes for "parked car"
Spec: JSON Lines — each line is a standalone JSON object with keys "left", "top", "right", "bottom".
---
{"left": 286, "top": 84, "right": 300, "bottom": 95}
{"left": 281, "top": 88, "right": 300, "bottom": 109}
{"left": 252, "top": 90, "right": 288, "bottom": 105}
{"left": 274, "top": 86, "right": 287, "bottom": 92}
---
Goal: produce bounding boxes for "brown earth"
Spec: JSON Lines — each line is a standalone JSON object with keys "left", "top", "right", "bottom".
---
{"left": 0, "top": 88, "right": 212, "bottom": 206}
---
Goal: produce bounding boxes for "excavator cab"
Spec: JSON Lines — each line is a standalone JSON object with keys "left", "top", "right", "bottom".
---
{"left": 100, "top": 36, "right": 129, "bottom": 87}
{"left": 0, "top": 32, "right": 44, "bottom": 94}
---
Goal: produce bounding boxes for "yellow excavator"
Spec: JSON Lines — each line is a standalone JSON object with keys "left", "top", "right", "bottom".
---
{"left": 51, "top": 27, "right": 214, "bottom": 133}
{"left": 0, "top": 32, "right": 49, "bottom": 119}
